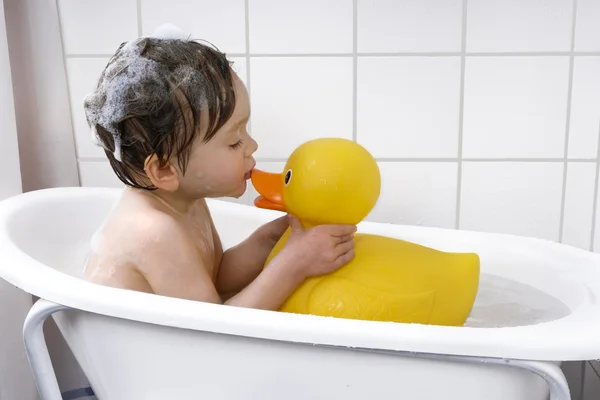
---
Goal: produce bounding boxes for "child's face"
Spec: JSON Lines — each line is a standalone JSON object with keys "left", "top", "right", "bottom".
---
{"left": 177, "top": 72, "right": 258, "bottom": 199}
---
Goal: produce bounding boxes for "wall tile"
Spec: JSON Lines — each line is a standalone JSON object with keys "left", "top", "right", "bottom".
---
{"left": 357, "top": 56, "right": 461, "bottom": 158}
{"left": 593, "top": 170, "right": 600, "bottom": 253}
{"left": 460, "top": 162, "right": 564, "bottom": 240}
{"left": 466, "top": 0, "right": 573, "bottom": 52}
{"left": 574, "top": 0, "right": 600, "bottom": 52}
{"left": 562, "top": 162, "right": 596, "bottom": 250}
{"left": 357, "top": 0, "right": 463, "bottom": 53}
{"left": 57, "top": 0, "right": 138, "bottom": 55}
{"left": 141, "top": 0, "right": 246, "bottom": 54}
{"left": 249, "top": 57, "right": 353, "bottom": 158}
{"left": 65, "top": 58, "right": 110, "bottom": 159}
{"left": 462, "top": 57, "right": 570, "bottom": 158}
{"left": 228, "top": 57, "right": 248, "bottom": 85}
{"left": 78, "top": 161, "right": 122, "bottom": 188}
{"left": 366, "top": 162, "right": 458, "bottom": 229}
{"left": 248, "top": 0, "right": 352, "bottom": 54}
{"left": 568, "top": 57, "right": 600, "bottom": 159}
{"left": 583, "top": 362, "right": 600, "bottom": 400}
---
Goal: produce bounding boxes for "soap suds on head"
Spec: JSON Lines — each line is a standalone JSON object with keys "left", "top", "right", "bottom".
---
{"left": 83, "top": 23, "right": 197, "bottom": 162}
{"left": 151, "top": 23, "right": 190, "bottom": 40}
{"left": 84, "top": 44, "right": 165, "bottom": 161}
{"left": 81, "top": 22, "right": 238, "bottom": 190}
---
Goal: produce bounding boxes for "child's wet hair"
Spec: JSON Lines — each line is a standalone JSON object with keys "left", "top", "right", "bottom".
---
{"left": 83, "top": 36, "right": 237, "bottom": 190}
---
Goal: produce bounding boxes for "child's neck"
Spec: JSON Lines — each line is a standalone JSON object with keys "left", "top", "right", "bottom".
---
{"left": 137, "top": 187, "right": 198, "bottom": 215}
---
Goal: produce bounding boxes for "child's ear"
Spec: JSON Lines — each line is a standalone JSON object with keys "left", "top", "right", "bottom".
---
{"left": 144, "top": 154, "right": 180, "bottom": 192}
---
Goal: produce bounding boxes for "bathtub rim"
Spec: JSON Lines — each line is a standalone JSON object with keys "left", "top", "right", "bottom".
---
{"left": 0, "top": 186, "right": 599, "bottom": 362}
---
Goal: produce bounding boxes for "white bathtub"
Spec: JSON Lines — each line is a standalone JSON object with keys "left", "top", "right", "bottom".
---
{"left": 1, "top": 187, "right": 600, "bottom": 400}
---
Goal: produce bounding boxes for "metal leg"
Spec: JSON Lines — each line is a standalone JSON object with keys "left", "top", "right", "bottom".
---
{"left": 420, "top": 353, "right": 571, "bottom": 400}
{"left": 23, "top": 298, "right": 70, "bottom": 400}
{"left": 350, "top": 348, "right": 571, "bottom": 400}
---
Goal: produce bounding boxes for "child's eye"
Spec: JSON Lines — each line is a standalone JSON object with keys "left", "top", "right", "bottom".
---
{"left": 230, "top": 140, "right": 243, "bottom": 149}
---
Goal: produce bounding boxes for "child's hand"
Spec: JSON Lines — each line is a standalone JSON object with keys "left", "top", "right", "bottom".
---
{"left": 279, "top": 214, "right": 356, "bottom": 279}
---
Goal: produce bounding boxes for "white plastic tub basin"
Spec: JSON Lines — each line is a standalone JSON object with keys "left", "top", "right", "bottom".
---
{"left": 1, "top": 187, "right": 600, "bottom": 400}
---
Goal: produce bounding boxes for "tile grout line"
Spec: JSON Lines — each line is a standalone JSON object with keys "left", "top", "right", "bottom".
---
{"left": 454, "top": 0, "right": 468, "bottom": 230}
{"left": 64, "top": 51, "right": 600, "bottom": 59}
{"left": 351, "top": 0, "right": 358, "bottom": 142}
{"left": 54, "top": 0, "right": 82, "bottom": 187}
{"left": 558, "top": 0, "right": 579, "bottom": 243}
{"left": 588, "top": 120, "right": 600, "bottom": 252}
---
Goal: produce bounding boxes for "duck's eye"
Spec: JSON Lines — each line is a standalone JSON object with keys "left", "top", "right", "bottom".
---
{"left": 284, "top": 169, "right": 292, "bottom": 186}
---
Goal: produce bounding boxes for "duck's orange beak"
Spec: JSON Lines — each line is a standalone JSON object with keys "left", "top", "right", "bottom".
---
{"left": 251, "top": 169, "right": 286, "bottom": 212}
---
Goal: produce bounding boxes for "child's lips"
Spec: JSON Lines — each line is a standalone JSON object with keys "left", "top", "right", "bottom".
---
{"left": 244, "top": 170, "right": 252, "bottom": 180}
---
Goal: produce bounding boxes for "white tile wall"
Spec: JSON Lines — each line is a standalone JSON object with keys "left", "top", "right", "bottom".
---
{"left": 462, "top": 56, "right": 570, "bottom": 158}
{"left": 248, "top": 0, "right": 353, "bottom": 53}
{"left": 568, "top": 57, "right": 600, "bottom": 158}
{"left": 574, "top": 0, "right": 600, "bottom": 52}
{"left": 56, "top": 0, "right": 600, "bottom": 259}
{"left": 65, "top": 57, "right": 110, "bottom": 158}
{"left": 460, "top": 162, "right": 564, "bottom": 240}
{"left": 562, "top": 163, "right": 597, "bottom": 249}
{"left": 141, "top": 0, "right": 246, "bottom": 54}
{"left": 78, "top": 161, "right": 122, "bottom": 188}
{"left": 250, "top": 57, "right": 354, "bottom": 158}
{"left": 465, "top": 0, "right": 574, "bottom": 52}
{"left": 593, "top": 181, "right": 600, "bottom": 252}
{"left": 357, "top": 0, "right": 463, "bottom": 53}
{"left": 367, "top": 162, "right": 459, "bottom": 228}
{"left": 357, "top": 56, "right": 461, "bottom": 158}
{"left": 57, "top": 0, "right": 138, "bottom": 55}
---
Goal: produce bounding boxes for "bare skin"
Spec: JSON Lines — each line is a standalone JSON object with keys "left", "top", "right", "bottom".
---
{"left": 84, "top": 72, "right": 357, "bottom": 311}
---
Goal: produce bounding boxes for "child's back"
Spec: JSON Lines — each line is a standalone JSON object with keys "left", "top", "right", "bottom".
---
{"left": 82, "top": 25, "right": 356, "bottom": 311}
{"left": 85, "top": 188, "right": 218, "bottom": 296}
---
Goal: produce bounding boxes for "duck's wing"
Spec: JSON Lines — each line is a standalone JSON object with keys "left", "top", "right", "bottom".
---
{"left": 307, "top": 277, "right": 436, "bottom": 324}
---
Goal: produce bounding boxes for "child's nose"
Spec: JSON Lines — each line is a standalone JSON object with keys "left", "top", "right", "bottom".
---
{"left": 247, "top": 136, "right": 258, "bottom": 155}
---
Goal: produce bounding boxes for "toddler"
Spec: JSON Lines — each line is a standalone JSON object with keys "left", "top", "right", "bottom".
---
{"left": 82, "top": 25, "right": 356, "bottom": 311}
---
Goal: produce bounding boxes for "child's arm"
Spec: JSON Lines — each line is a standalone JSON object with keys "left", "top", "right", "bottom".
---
{"left": 215, "top": 215, "right": 289, "bottom": 297}
{"left": 139, "top": 215, "right": 356, "bottom": 310}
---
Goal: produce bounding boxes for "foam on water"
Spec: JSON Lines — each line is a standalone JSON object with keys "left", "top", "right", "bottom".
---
{"left": 464, "top": 274, "right": 571, "bottom": 328}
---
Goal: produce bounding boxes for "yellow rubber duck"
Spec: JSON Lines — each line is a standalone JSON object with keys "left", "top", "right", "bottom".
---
{"left": 251, "top": 138, "right": 480, "bottom": 326}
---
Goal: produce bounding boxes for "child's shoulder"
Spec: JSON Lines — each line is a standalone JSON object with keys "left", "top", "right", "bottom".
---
{"left": 140, "top": 193, "right": 194, "bottom": 229}
{"left": 106, "top": 189, "right": 195, "bottom": 252}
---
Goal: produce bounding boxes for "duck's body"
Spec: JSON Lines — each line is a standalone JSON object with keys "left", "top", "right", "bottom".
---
{"left": 251, "top": 138, "right": 480, "bottom": 327}
{"left": 264, "top": 230, "right": 479, "bottom": 326}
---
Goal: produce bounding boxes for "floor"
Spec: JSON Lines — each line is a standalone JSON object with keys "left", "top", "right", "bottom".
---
{"left": 562, "top": 361, "right": 600, "bottom": 400}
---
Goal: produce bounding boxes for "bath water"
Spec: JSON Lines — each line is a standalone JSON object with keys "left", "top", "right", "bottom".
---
{"left": 464, "top": 274, "right": 571, "bottom": 328}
